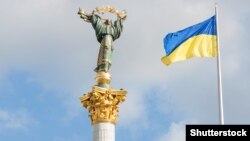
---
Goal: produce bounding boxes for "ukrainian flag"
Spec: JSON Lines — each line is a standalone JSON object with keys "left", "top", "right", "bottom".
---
{"left": 161, "top": 16, "right": 217, "bottom": 66}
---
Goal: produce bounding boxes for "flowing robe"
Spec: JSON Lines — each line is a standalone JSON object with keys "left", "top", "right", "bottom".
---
{"left": 91, "top": 14, "right": 123, "bottom": 72}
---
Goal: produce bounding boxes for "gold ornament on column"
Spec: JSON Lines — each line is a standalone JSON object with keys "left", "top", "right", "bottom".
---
{"left": 80, "top": 86, "right": 126, "bottom": 124}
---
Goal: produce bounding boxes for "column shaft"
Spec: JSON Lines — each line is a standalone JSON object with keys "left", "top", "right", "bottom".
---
{"left": 93, "top": 123, "right": 115, "bottom": 141}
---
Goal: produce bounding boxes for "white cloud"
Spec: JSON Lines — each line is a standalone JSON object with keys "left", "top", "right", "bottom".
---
{"left": 156, "top": 121, "right": 186, "bottom": 141}
{"left": 0, "top": 109, "right": 38, "bottom": 130}
{"left": 118, "top": 89, "right": 148, "bottom": 128}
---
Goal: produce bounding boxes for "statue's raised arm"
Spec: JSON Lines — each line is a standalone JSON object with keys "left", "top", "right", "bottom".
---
{"left": 116, "top": 10, "right": 127, "bottom": 21}
{"left": 78, "top": 8, "right": 93, "bottom": 22}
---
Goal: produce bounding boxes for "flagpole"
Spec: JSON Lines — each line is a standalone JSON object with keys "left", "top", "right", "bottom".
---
{"left": 215, "top": 3, "right": 225, "bottom": 125}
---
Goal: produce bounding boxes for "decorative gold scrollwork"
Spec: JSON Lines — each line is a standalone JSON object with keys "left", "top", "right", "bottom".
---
{"left": 80, "top": 86, "right": 127, "bottom": 124}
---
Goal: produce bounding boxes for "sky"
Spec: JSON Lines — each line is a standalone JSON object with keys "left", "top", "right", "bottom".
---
{"left": 1, "top": 0, "right": 250, "bottom": 141}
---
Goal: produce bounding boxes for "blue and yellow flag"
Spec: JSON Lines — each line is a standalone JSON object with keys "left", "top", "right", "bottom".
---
{"left": 161, "top": 16, "right": 217, "bottom": 66}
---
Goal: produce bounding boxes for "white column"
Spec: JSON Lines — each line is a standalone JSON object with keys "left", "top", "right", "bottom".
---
{"left": 93, "top": 123, "right": 115, "bottom": 141}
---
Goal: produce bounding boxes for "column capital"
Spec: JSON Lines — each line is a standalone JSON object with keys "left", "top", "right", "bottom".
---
{"left": 80, "top": 86, "right": 127, "bottom": 124}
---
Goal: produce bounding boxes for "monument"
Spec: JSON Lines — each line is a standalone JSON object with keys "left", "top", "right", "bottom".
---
{"left": 78, "top": 5, "right": 127, "bottom": 141}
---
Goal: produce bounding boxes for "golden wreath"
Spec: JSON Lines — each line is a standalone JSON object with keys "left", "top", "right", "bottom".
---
{"left": 94, "top": 5, "right": 127, "bottom": 20}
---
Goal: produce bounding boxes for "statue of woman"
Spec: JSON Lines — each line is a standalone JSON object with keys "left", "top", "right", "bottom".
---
{"left": 78, "top": 7, "right": 127, "bottom": 73}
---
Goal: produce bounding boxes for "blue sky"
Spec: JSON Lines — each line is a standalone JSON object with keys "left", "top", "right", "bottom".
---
{"left": 1, "top": 0, "right": 250, "bottom": 141}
